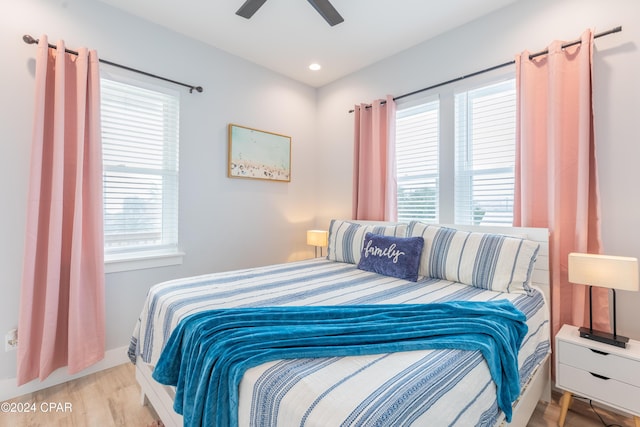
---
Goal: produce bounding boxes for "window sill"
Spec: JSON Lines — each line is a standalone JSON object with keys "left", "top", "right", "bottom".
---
{"left": 105, "top": 250, "right": 185, "bottom": 273}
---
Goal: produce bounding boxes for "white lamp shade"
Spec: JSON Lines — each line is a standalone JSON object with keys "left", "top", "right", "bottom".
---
{"left": 568, "top": 253, "right": 639, "bottom": 291}
{"left": 307, "top": 230, "right": 328, "bottom": 247}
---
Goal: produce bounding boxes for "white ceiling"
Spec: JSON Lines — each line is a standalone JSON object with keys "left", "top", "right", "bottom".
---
{"left": 98, "top": 0, "right": 521, "bottom": 87}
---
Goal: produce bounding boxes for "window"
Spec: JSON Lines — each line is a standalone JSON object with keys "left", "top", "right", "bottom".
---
{"left": 396, "top": 100, "right": 439, "bottom": 223}
{"left": 395, "top": 75, "right": 516, "bottom": 226}
{"left": 100, "top": 76, "right": 181, "bottom": 270}
{"left": 454, "top": 80, "right": 516, "bottom": 225}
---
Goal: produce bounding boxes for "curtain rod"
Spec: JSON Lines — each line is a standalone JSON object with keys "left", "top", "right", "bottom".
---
{"left": 349, "top": 25, "right": 621, "bottom": 113}
{"left": 22, "top": 35, "right": 203, "bottom": 94}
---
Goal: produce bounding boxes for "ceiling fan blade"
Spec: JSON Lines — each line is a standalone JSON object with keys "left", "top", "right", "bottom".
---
{"left": 236, "top": 0, "right": 268, "bottom": 19}
{"left": 307, "top": 0, "right": 344, "bottom": 26}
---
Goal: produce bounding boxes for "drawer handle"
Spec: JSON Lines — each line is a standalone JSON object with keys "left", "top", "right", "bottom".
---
{"left": 589, "top": 349, "right": 609, "bottom": 356}
{"left": 589, "top": 372, "right": 610, "bottom": 380}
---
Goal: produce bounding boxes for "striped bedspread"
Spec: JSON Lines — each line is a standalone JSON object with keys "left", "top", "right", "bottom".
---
{"left": 129, "top": 258, "right": 550, "bottom": 427}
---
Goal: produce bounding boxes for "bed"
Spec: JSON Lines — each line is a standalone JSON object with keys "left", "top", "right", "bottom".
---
{"left": 129, "top": 220, "right": 551, "bottom": 427}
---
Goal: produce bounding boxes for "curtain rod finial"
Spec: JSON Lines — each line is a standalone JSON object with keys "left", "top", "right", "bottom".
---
{"left": 23, "top": 34, "right": 37, "bottom": 45}
{"left": 190, "top": 86, "right": 203, "bottom": 94}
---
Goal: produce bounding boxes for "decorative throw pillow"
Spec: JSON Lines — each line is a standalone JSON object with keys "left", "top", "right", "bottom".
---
{"left": 357, "top": 233, "right": 424, "bottom": 282}
{"left": 407, "top": 221, "right": 539, "bottom": 293}
{"left": 327, "top": 220, "right": 407, "bottom": 264}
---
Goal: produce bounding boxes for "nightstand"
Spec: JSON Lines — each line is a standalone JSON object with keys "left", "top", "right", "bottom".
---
{"left": 555, "top": 324, "right": 640, "bottom": 427}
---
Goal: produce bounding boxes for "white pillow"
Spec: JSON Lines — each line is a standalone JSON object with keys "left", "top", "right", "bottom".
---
{"left": 406, "top": 221, "right": 539, "bottom": 293}
{"left": 327, "top": 220, "right": 407, "bottom": 264}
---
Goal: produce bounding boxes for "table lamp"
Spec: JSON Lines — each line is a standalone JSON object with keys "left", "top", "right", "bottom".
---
{"left": 307, "top": 230, "right": 328, "bottom": 258}
{"left": 568, "top": 252, "right": 639, "bottom": 348}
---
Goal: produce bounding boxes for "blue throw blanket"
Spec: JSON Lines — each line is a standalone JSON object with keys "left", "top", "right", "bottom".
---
{"left": 152, "top": 300, "right": 527, "bottom": 427}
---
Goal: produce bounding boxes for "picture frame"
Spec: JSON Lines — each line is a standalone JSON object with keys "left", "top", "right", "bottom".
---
{"left": 227, "top": 124, "right": 291, "bottom": 182}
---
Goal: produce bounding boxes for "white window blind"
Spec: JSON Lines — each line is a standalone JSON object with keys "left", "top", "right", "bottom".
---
{"left": 101, "top": 77, "right": 180, "bottom": 260}
{"left": 454, "top": 79, "right": 516, "bottom": 226}
{"left": 396, "top": 100, "right": 439, "bottom": 223}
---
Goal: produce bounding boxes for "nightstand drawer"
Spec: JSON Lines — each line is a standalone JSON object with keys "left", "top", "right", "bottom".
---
{"left": 557, "top": 363, "right": 640, "bottom": 414}
{"left": 557, "top": 340, "right": 640, "bottom": 385}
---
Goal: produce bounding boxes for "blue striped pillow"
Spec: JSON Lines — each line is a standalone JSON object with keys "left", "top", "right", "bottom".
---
{"left": 327, "top": 220, "right": 407, "bottom": 264}
{"left": 407, "top": 221, "right": 539, "bottom": 293}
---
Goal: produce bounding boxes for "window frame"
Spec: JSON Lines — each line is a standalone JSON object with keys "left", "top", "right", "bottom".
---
{"left": 454, "top": 78, "right": 516, "bottom": 226}
{"left": 100, "top": 69, "right": 184, "bottom": 273}
{"left": 395, "top": 96, "right": 440, "bottom": 223}
{"left": 395, "top": 69, "right": 516, "bottom": 226}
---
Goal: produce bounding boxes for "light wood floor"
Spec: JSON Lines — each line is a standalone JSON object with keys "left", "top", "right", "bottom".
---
{"left": 0, "top": 363, "right": 636, "bottom": 427}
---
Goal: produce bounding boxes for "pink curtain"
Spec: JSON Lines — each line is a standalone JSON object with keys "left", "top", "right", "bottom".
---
{"left": 514, "top": 29, "right": 608, "bottom": 346}
{"left": 352, "top": 95, "right": 397, "bottom": 221}
{"left": 18, "top": 36, "right": 105, "bottom": 385}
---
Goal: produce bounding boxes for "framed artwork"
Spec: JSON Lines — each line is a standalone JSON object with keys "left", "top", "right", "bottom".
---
{"left": 227, "top": 124, "right": 291, "bottom": 182}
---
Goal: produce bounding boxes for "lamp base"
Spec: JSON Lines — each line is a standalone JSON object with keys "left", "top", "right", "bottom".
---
{"left": 579, "top": 326, "right": 629, "bottom": 348}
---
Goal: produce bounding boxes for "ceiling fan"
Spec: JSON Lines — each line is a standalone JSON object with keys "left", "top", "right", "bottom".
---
{"left": 236, "top": 0, "right": 344, "bottom": 27}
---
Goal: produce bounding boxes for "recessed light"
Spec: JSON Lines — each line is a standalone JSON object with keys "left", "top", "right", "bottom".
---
{"left": 309, "top": 63, "right": 322, "bottom": 71}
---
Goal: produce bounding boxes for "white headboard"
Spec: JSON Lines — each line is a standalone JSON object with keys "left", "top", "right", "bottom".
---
{"left": 350, "top": 221, "right": 550, "bottom": 302}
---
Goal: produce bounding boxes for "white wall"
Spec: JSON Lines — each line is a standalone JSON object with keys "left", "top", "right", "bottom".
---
{"left": 316, "top": 0, "right": 640, "bottom": 339}
{"left": 0, "top": 0, "right": 319, "bottom": 398}
{"left": 2, "top": 0, "right": 639, "bottom": 402}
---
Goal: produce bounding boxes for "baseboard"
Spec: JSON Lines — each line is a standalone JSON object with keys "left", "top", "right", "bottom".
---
{"left": 0, "top": 345, "right": 129, "bottom": 402}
